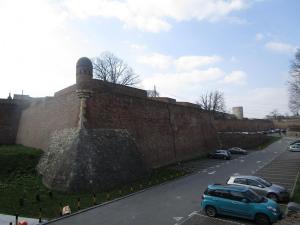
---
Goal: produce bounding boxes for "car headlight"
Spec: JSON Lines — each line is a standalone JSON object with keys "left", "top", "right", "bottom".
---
{"left": 267, "top": 206, "right": 277, "bottom": 212}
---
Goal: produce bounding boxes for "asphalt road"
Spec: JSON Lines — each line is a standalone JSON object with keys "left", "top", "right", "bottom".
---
{"left": 44, "top": 137, "right": 295, "bottom": 225}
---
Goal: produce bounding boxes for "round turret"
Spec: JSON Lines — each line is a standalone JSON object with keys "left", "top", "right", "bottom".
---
{"left": 76, "top": 57, "right": 93, "bottom": 84}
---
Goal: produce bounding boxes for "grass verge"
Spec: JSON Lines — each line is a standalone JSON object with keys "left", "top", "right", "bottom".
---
{"left": 0, "top": 145, "right": 189, "bottom": 220}
{"left": 257, "top": 136, "right": 282, "bottom": 150}
{"left": 292, "top": 171, "right": 300, "bottom": 203}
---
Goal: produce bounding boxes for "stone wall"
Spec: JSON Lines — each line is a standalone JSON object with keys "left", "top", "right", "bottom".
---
{"left": 218, "top": 133, "right": 274, "bottom": 149}
{"left": 0, "top": 99, "right": 22, "bottom": 144}
{"left": 85, "top": 86, "right": 218, "bottom": 168}
{"left": 16, "top": 92, "right": 80, "bottom": 150}
{"left": 214, "top": 118, "right": 273, "bottom": 132}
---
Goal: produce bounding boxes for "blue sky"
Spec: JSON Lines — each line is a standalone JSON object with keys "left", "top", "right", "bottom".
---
{"left": 0, "top": 0, "right": 299, "bottom": 118}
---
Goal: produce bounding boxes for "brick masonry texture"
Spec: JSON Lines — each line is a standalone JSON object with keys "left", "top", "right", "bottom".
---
{"left": 16, "top": 92, "right": 80, "bottom": 151}
{"left": 85, "top": 87, "right": 218, "bottom": 168}
{"left": 0, "top": 100, "right": 22, "bottom": 144}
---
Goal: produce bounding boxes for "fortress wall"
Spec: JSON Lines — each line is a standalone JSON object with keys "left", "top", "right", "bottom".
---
{"left": 16, "top": 92, "right": 80, "bottom": 150}
{"left": 214, "top": 118, "right": 274, "bottom": 132}
{"left": 0, "top": 100, "right": 22, "bottom": 144}
{"left": 85, "top": 90, "right": 218, "bottom": 168}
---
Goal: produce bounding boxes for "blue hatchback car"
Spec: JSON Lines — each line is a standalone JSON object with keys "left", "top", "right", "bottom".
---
{"left": 201, "top": 184, "right": 282, "bottom": 225}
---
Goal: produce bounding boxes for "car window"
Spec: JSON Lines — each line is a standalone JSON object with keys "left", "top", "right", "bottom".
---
{"left": 214, "top": 190, "right": 231, "bottom": 199}
{"left": 247, "top": 179, "right": 261, "bottom": 187}
{"left": 234, "top": 178, "right": 247, "bottom": 185}
{"left": 229, "top": 191, "right": 244, "bottom": 201}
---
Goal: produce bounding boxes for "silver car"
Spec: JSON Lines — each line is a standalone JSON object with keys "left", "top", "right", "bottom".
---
{"left": 288, "top": 143, "right": 300, "bottom": 152}
{"left": 227, "top": 175, "right": 289, "bottom": 202}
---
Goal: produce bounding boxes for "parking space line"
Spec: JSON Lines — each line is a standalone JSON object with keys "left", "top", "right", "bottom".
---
{"left": 208, "top": 171, "right": 216, "bottom": 175}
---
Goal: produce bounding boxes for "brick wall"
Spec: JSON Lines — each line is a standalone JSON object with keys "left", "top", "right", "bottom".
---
{"left": 214, "top": 118, "right": 273, "bottom": 132}
{"left": 85, "top": 90, "right": 218, "bottom": 168}
{"left": 16, "top": 92, "right": 80, "bottom": 150}
{"left": 0, "top": 100, "right": 22, "bottom": 144}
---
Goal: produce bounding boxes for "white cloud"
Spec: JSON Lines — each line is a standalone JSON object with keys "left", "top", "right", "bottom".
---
{"left": 227, "top": 87, "right": 289, "bottom": 118}
{"left": 222, "top": 70, "right": 247, "bottom": 85}
{"left": 62, "top": 0, "right": 251, "bottom": 32}
{"left": 130, "top": 43, "right": 147, "bottom": 50}
{"left": 142, "top": 67, "right": 225, "bottom": 97}
{"left": 138, "top": 53, "right": 222, "bottom": 70}
{"left": 265, "top": 41, "right": 297, "bottom": 54}
{"left": 137, "top": 53, "right": 173, "bottom": 70}
{"left": 175, "top": 55, "right": 222, "bottom": 71}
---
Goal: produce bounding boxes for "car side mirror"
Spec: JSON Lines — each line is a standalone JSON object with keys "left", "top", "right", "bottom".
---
{"left": 242, "top": 198, "right": 249, "bottom": 203}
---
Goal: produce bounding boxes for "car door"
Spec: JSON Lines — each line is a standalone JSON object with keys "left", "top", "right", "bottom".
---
{"left": 247, "top": 179, "right": 266, "bottom": 196}
{"left": 228, "top": 191, "right": 253, "bottom": 219}
{"left": 213, "top": 190, "right": 237, "bottom": 216}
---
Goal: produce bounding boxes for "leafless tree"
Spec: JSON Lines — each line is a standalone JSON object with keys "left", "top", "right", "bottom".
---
{"left": 288, "top": 49, "right": 300, "bottom": 115}
{"left": 92, "top": 52, "right": 140, "bottom": 86}
{"left": 147, "top": 85, "right": 160, "bottom": 97}
{"left": 196, "top": 90, "right": 225, "bottom": 113}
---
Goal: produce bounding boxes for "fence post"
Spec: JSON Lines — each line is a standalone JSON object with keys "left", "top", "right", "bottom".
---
{"left": 77, "top": 198, "right": 80, "bottom": 210}
{"left": 93, "top": 193, "right": 96, "bottom": 205}
{"left": 15, "top": 214, "right": 18, "bottom": 225}
{"left": 39, "top": 208, "right": 42, "bottom": 223}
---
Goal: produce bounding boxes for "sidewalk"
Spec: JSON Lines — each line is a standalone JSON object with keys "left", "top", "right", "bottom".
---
{"left": 0, "top": 214, "right": 39, "bottom": 225}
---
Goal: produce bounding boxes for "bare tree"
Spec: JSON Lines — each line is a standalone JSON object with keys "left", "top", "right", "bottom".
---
{"left": 147, "top": 85, "right": 160, "bottom": 97}
{"left": 196, "top": 91, "right": 225, "bottom": 113}
{"left": 288, "top": 49, "right": 300, "bottom": 115}
{"left": 92, "top": 52, "right": 140, "bottom": 86}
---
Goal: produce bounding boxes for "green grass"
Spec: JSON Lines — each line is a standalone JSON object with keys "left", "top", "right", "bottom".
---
{"left": 292, "top": 171, "right": 300, "bottom": 203}
{"left": 257, "top": 136, "right": 282, "bottom": 150}
{"left": 0, "top": 145, "right": 188, "bottom": 220}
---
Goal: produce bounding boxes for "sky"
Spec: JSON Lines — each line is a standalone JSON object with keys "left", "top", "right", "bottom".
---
{"left": 0, "top": 0, "right": 299, "bottom": 118}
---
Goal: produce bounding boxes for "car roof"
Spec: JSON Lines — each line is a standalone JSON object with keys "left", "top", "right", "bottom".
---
{"left": 229, "top": 175, "right": 262, "bottom": 180}
{"left": 207, "top": 184, "right": 248, "bottom": 192}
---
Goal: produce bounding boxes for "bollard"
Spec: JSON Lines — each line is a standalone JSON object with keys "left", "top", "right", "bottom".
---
{"left": 118, "top": 190, "right": 122, "bottom": 196}
{"left": 130, "top": 187, "right": 133, "bottom": 192}
{"left": 106, "top": 193, "right": 110, "bottom": 201}
{"left": 48, "top": 191, "right": 53, "bottom": 199}
{"left": 15, "top": 214, "right": 18, "bottom": 225}
{"left": 10, "top": 222, "right": 12, "bottom": 225}
{"left": 39, "top": 208, "right": 42, "bottom": 223}
{"left": 93, "top": 193, "right": 96, "bottom": 205}
{"left": 77, "top": 198, "right": 80, "bottom": 210}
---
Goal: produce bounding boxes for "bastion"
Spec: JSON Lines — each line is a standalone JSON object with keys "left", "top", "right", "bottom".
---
{"left": 0, "top": 57, "right": 274, "bottom": 192}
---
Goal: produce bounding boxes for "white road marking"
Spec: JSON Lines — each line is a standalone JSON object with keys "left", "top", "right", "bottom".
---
{"left": 208, "top": 171, "right": 216, "bottom": 175}
{"left": 188, "top": 211, "right": 198, "bottom": 217}
{"left": 233, "top": 173, "right": 239, "bottom": 176}
{"left": 256, "top": 161, "right": 261, "bottom": 163}
{"left": 240, "top": 160, "right": 244, "bottom": 162}
{"left": 173, "top": 217, "right": 183, "bottom": 221}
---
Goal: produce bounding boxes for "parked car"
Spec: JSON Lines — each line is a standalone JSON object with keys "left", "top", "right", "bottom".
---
{"left": 226, "top": 175, "right": 289, "bottom": 202}
{"left": 228, "top": 147, "right": 248, "bottom": 155}
{"left": 290, "top": 140, "right": 300, "bottom": 145}
{"left": 201, "top": 184, "right": 282, "bottom": 225}
{"left": 207, "top": 150, "right": 231, "bottom": 160}
{"left": 288, "top": 143, "right": 300, "bottom": 152}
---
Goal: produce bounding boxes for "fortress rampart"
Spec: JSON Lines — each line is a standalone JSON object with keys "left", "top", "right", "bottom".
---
{"left": 0, "top": 57, "right": 274, "bottom": 169}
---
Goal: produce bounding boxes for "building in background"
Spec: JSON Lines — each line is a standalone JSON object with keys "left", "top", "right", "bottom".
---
{"left": 232, "top": 106, "right": 243, "bottom": 119}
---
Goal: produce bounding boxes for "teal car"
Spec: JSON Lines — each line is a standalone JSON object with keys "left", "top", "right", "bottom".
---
{"left": 201, "top": 184, "right": 282, "bottom": 225}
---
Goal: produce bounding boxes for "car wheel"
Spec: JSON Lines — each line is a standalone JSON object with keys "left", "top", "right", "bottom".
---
{"left": 205, "top": 206, "right": 217, "bottom": 217}
{"left": 255, "top": 213, "right": 270, "bottom": 225}
{"left": 267, "top": 193, "right": 279, "bottom": 202}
